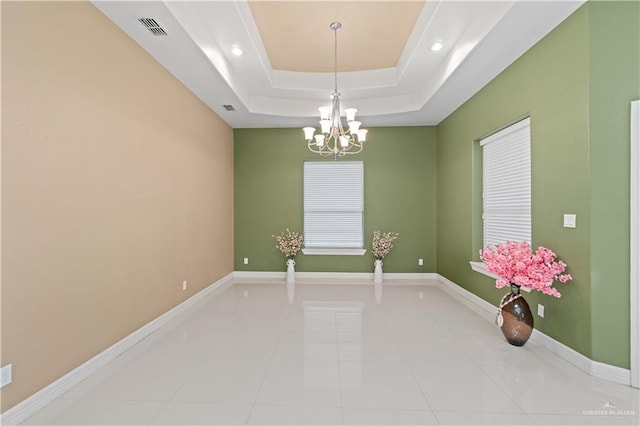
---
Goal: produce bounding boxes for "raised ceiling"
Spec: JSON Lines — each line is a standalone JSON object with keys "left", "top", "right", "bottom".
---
{"left": 93, "top": 0, "right": 585, "bottom": 129}
{"left": 249, "top": 1, "right": 425, "bottom": 72}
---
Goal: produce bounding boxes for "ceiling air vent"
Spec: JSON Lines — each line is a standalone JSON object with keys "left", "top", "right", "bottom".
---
{"left": 222, "top": 105, "right": 236, "bottom": 111}
{"left": 138, "top": 18, "right": 168, "bottom": 36}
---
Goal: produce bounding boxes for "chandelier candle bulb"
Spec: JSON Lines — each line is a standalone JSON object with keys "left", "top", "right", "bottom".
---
{"left": 319, "top": 107, "right": 331, "bottom": 120}
{"left": 303, "top": 127, "right": 315, "bottom": 140}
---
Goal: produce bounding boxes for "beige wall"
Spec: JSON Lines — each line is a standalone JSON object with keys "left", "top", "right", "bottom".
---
{"left": 1, "top": 1, "right": 234, "bottom": 411}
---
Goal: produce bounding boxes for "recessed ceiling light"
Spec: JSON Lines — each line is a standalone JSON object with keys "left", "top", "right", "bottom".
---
{"left": 231, "top": 46, "right": 243, "bottom": 56}
{"left": 430, "top": 40, "right": 444, "bottom": 52}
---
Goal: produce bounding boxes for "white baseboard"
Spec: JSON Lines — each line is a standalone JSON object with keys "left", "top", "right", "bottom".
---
{"left": 591, "top": 361, "right": 632, "bottom": 385}
{"left": 0, "top": 272, "right": 235, "bottom": 426}
{"left": 529, "top": 328, "right": 593, "bottom": 373}
{"left": 383, "top": 272, "right": 440, "bottom": 282}
{"left": 436, "top": 274, "right": 631, "bottom": 386}
{"left": 437, "top": 274, "right": 497, "bottom": 322}
{"left": 234, "top": 270, "right": 439, "bottom": 284}
{"left": 296, "top": 271, "right": 373, "bottom": 282}
{"left": 233, "top": 271, "right": 285, "bottom": 280}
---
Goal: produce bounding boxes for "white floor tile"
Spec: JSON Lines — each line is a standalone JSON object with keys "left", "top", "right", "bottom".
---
{"left": 394, "top": 333, "right": 475, "bottom": 363}
{"left": 20, "top": 281, "right": 639, "bottom": 426}
{"left": 340, "top": 334, "right": 404, "bottom": 363}
{"left": 21, "top": 399, "right": 164, "bottom": 425}
{"left": 134, "top": 327, "right": 228, "bottom": 358}
{"left": 21, "top": 398, "right": 78, "bottom": 425}
{"left": 481, "top": 363, "right": 605, "bottom": 415}
{"left": 434, "top": 410, "right": 535, "bottom": 425}
{"left": 288, "top": 284, "right": 337, "bottom": 302}
{"left": 247, "top": 404, "right": 343, "bottom": 425}
{"left": 340, "top": 361, "right": 431, "bottom": 410}
{"left": 255, "top": 360, "right": 341, "bottom": 407}
{"left": 529, "top": 413, "right": 640, "bottom": 425}
{"left": 206, "top": 328, "right": 281, "bottom": 360}
{"left": 342, "top": 407, "right": 439, "bottom": 425}
{"left": 412, "top": 363, "right": 523, "bottom": 413}
{"left": 534, "top": 350, "right": 640, "bottom": 415}
{"left": 62, "top": 355, "right": 202, "bottom": 401}
{"left": 171, "top": 358, "right": 270, "bottom": 404}
{"left": 149, "top": 401, "right": 252, "bottom": 425}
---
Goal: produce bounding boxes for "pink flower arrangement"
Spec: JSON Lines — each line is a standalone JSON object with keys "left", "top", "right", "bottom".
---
{"left": 480, "top": 241, "right": 572, "bottom": 298}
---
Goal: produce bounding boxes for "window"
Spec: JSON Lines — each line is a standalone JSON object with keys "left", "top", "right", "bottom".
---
{"left": 303, "top": 161, "right": 365, "bottom": 255}
{"left": 480, "top": 117, "right": 531, "bottom": 247}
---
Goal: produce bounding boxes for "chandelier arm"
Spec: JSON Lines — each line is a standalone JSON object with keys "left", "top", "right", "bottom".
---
{"left": 343, "top": 143, "right": 363, "bottom": 155}
{"left": 307, "top": 140, "right": 334, "bottom": 157}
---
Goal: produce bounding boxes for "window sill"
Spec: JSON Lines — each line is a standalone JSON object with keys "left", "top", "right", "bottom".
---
{"left": 469, "top": 261, "right": 499, "bottom": 279}
{"left": 302, "top": 248, "right": 367, "bottom": 256}
{"left": 469, "top": 261, "right": 531, "bottom": 293}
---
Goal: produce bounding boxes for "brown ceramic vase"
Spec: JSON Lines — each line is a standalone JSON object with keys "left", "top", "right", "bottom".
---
{"left": 500, "top": 284, "right": 534, "bottom": 346}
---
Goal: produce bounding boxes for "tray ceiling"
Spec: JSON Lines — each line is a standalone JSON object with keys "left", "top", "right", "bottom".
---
{"left": 93, "top": 0, "right": 585, "bottom": 128}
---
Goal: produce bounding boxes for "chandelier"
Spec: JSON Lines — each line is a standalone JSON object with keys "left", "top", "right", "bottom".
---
{"left": 302, "top": 22, "right": 368, "bottom": 158}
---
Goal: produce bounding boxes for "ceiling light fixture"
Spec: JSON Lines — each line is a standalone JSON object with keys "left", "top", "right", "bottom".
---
{"left": 303, "top": 22, "right": 367, "bottom": 159}
{"left": 231, "top": 45, "right": 243, "bottom": 56}
{"left": 430, "top": 40, "right": 444, "bottom": 52}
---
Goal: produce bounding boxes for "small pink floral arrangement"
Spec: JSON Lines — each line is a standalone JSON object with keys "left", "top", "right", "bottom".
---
{"left": 272, "top": 229, "right": 303, "bottom": 259}
{"left": 372, "top": 230, "right": 399, "bottom": 260}
{"left": 480, "top": 241, "right": 572, "bottom": 298}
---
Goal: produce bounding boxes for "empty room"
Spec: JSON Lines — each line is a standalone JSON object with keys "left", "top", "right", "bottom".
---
{"left": 2, "top": 0, "right": 639, "bottom": 425}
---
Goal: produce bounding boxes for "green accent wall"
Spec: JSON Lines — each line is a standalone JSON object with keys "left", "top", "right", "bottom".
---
{"left": 589, "top": 0, "right": 640, "bottom": 367}
{"left": 436, "top": 1, "right": 639, "bottom": 368}
{"left": 234, "top": 127, "right": 437, "bottom": 273}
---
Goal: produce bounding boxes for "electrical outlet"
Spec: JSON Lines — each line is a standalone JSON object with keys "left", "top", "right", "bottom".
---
{"left": 243, "top": 257, "right": 249, "bottom": 265}
{"left": 537, "top": 304, "right": 545, "bottom": 318}
{"left": 1, "top": 364, "right": 13, "bottom": 388}
{"left": 418, "top": 258, "right": 424, "bottom": 266}
{"left": 182, "top": 280, "right": 187, "bottom": 291}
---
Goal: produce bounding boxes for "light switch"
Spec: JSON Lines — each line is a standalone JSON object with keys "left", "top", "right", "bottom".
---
{"left": 563, "top": 214, "right": 576, "bottom": 228}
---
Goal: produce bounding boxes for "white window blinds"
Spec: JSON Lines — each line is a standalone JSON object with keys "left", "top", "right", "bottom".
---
{"left": 481, "top": 118, "right": 531, "bottom": 247}
{"left": 304, "top": 161, "right": 364, "bottom": 249}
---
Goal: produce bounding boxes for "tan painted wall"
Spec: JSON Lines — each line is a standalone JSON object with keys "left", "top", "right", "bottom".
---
{"left": 1, "top": 1, "right": 233, "bottom": 411}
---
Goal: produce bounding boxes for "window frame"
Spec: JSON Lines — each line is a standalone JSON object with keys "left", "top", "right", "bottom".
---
{"left": 470, "top": 117, "right": 532, "bottom": 281}
{"left": 301, "top": 161, "right": 366, "bottom": 256}
{"left": 480, "top": 117, "right": 532, "bottom": 248}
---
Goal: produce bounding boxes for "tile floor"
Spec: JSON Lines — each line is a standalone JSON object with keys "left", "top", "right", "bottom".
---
{"left": 22, "top": 280, "right": 640, "bottom": 425}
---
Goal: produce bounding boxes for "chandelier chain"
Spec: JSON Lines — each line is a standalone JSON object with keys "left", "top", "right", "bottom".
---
{"left": 334, "top": 25, "right": 338, "bottom": 94}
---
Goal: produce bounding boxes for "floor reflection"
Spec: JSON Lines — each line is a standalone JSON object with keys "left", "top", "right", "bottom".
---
{"left": 302, "top": 301, "right": 364, "bottom": 387}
